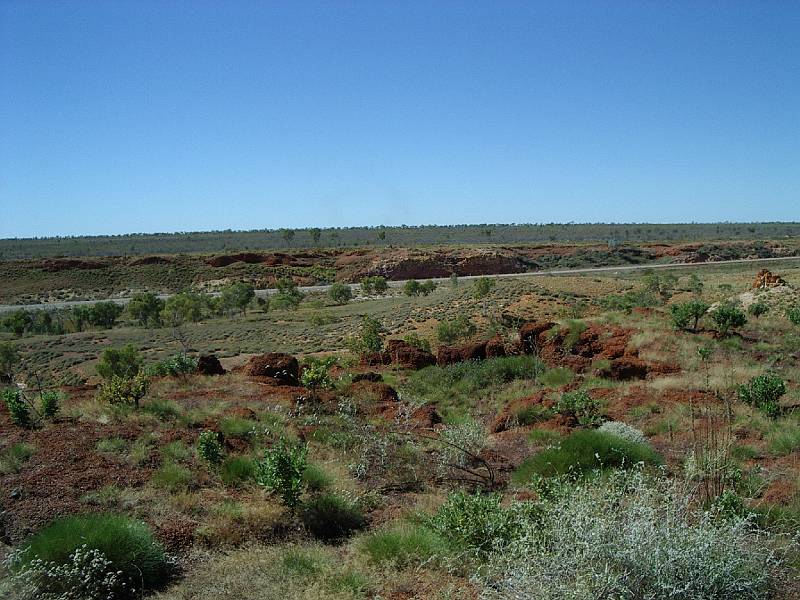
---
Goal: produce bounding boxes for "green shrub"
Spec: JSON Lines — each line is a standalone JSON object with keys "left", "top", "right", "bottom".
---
{"left": 152, "top": 463, "right": 193, "bottom": 491}
{"left": 598, "top": 421, "right": 648, "bottom": 446}
{"left": 539, "top": 367, "right": 574, "bottom": 387}
{"left": 219, "top": 416, "right": 257, "bottom": 439}
{"left": 2, "top": 388, "right": 33, "bottom": 427}
{"left": 426, "top": 491, "right": 535, "bottom": 559}
{"left": 256, "top": 439, "right": 308, "bottom": 509}
{"left": 301, "top": 493, "right": 366, "bottom": 543}
{"left": 327, "top": 282, "right": 353, "bottom": 304}
{"left": 197, "top": 430, "right": 224, "bottom": 465}
{"left": 302, "top": 462, "right": 334, "bottom": 492}
{"left": 738, "top": 373, "right": 786, "bottom": 418}
{"left": 144, "top": 354, "right": 198, "bottom": 377}
{"left": 515, "top": 404, "right": 552, "bottom": 426}
{"left": 562, "top": 320, "right": 587, "bottom": 350}
{"left": 513, "top": 429, "right": 663, "bottom": 482}
{"left": 403, "top": 279, "right": 421, "bottom": 296}
{"left": 220, "top": 282, "right": 255, "bottom": 315}
{"left": 347, "top": 315, "right": 385, "bottom": 357}
{"left": 221, "top": 455, "right": 256, "bottom": 486}
{"left": 0, "top": 340, "right": 19, "bottom": 378}
{"left": 403, "top": 332, "right": 431, "bottom": 353}
{"left": 747, "top": 301, "right": 769, "bottom": 318}
{"left": 436, "top": 315, "right": 476, "bottom": 344}
{"left": 360, "top": 276, "right": 388, "bottom": 295}
{"left": 161, "top": 440, "right": 191, "bottom": 463}
{"left": 473, "top": 277, "right": 496, "bottom": 298}
{"left": 8, "top": 513, "right": 170, "bottom": 599}
{"left": 96, "top": 345, "right": 142, "bottom": 379}
{"left": 39, "top": 390, "right": 61, "bottom": 419}
{"left": 710, "top": 304, "right": 747, "bottom": 336}
{"left": 554, "top": 390, "right": 602, "bottom": 427}
{"left": 128, "top": 292, "right": 165, "bottom": 327}
{"left": 360, "top": 525, "right": 450, "bottom": 565}
{"left": 300, "top": 359, "right": 334, "bottom": 398}
{"left": 0, "top": 442, "right": 35, "bottom": 475}
{"left": 786, "top": 306, "right": 800, "bottom": 326}
{"left": 486, "top": 469, "right": 784, "bottom": 600}
{"left": 96, "top": 373, "right": 149, "bottom": 408}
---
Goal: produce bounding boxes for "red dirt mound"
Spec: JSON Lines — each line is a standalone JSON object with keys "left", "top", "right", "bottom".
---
{"left": 437, "top": 341, "right": 487, "bottom": 366}
{"left": 596, "top": 356, "right": 680, "bottom": 381}
{"left": 197, "top": 354, "right": 225, "bottom": 375}
{"left": 244, "top": 353, "right": 299, "bottom": 385}
{"left": 36, "top": 258, "right": 109, "bottom": 272}
{"left": 129, "top": 255, "right": 173, "bottom": 266}
{"left": 348, "top": 380, "right": 399, "bottom": 402}
{"left": 384, "top": 339, "right": 436, "bottom": 369}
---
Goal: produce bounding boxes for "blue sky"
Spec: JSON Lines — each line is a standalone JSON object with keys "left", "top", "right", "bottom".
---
{"left": 1, "top": 1, "right": 798, "bottom": 238}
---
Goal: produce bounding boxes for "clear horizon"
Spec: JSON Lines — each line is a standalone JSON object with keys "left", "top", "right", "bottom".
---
{"left": 2, "top": 1, "right": 799, "bottom": 238}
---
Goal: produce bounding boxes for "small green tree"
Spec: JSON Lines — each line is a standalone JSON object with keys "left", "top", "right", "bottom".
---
{"left": 300, "top": 358, "right": 334, "bottom": 400}
{"left": 97, "top": 345, "right": 142, "bottom": 379}
{"left": 162, "top": 292, "right": 205, "bottom": 326}
{"left": 687, "top": 273, "right": 704, "bottom": 295}
{"left": 88, "top": 302, "right": 124, "bottom": 329}
{"left": 786, "top": 306, "right": 800, "bottom": 326}
{"left": 281, "top": 228, "right": 296, "bottom": 247}
{"left": 670, "top": 299, "right": 710, "bottom": 331}
{"left": 418, "top": 280, "right": 437, "bottom": 296}
{"left": 327, "top": 282, "right": 352, "bottom": 305}
{"left": 96, "top": 373, "right": 149, "bottom": 408}
{"left": 220, "top": 282, "right": 255, "bottom": 316}
{"left": 710, "top": 304, "right": 747, "bottom": 337}
{"left": 473, "top": 277, "right": 496, "bottom": 298}
{"left": 347, "top": 315, "right": 384, "bottom": 357}
{"left": 738, "top": 373, "right": 785, "bottom": 418}
{"left": 272, "top": 277, "right": 304, "bottom": 310}
{"left": 309, "top": 228, "right": 322, "bottom": 246}
{"left": 3, "top": 310, "right": 32, "bottom": 337}
{"left": 555, "top": 390, "right": 602, "bottom": 427}
{"left": 128, "top": 292, "right": 165, "bottom": 327}
{"left": 256, "top": 438, "right": 308, "bottom": 509}
{"left": 450, "top": 272, "right": 459, "bottom": 288}
{"left": 0, "top": 341, "right": 19, "bottom": 380}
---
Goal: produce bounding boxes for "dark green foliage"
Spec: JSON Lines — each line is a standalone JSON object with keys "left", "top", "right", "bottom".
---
{"left": 301, "top": 493, "right": 366, "bottom": 543}
{"left": 426, "top": 491, "right": 535, "bottom": 558}
{"left": 197, "top": 430, "right": 224, "bottom": 465}
{"left": 403, "top": 279, "right": 421, "bottom": 296}
{"left": 12, "top": 513, "right": 171, "bottom": 597}
{"left": 555, "top": 390, "right": 602, "bottom": 427}
{"left": 327, "top": 282, "right": 353, "bottom": 304}
{"left": 786, "top": 306, "right": 800, "bottom": 326}
{"left": 435, "top": 314, "right": 476, "bottom": 344}
{"left": 670, "top": 299, "right": 710, "bottom": 331}
{"left": 513, "top": 429, "right": 663, "bottom": 481}
{"left": 127, "top": 292, "right": 165, "bottom": 327}
{"left": 300, "top": 358, "right": 334, "bottom": 398}
{"left": 359, "top": 276, "right": 388, "bottom": 295}
{"left": 96, "top": 344, "right": 142, "bottom": 379}
{"left": 302, "top": 463, "right": 333, "bottom": 492}
{"left": 711, "top": 304, "right": 747, "bottom": 336}
{"left": 161, "top": 291, "right": 206, "bottom": 326}
{"left": 220, "top": 282, "right": 255, "bottom": 315}
{"left": 2, "top": 388, "right": 32, "bottom": 427}
{"left": 87, "top": 301, "right": 124, "bottom": 328}
{"left": 473, "top": 277, "right": 496, "bottom": 298}
{"left": 747, "top": 301, "right": 769, "bottom": 318}
{"left": 738, "top": 373, "right": 786, "bottom": 418}
{"left": 271, "top": 277, "right": 304, "bottom": 310}
{"left": 0, "top": 340, "right": 19, "bottom": 378}
{"left": 256, "top": 438, "right": 308, "bottom": 509}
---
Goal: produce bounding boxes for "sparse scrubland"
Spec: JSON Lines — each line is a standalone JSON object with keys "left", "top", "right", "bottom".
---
{"left": 2, "top": 249, "right": 800, "bottom": 599}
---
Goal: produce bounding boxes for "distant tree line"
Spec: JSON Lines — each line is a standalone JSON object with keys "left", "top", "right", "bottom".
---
{"left": 2, "top": 222, "right": 798, "bottom": 259}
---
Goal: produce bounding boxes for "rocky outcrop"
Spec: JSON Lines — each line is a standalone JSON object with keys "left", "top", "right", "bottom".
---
{"left": 437, "top": 341, "right": 487, "bottom": 366}
{"left": 244, "top": 352, "right": 299, "bottom": 384}
{"left": 753, "top": 269, "right": 786, "bottom": 289}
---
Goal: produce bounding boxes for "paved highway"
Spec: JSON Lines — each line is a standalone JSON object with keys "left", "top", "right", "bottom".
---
{"left": 1, "top": 254, "right": 798, "bottom": 313}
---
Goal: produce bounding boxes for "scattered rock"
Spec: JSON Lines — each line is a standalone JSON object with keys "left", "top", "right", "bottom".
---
{"left": 197, "top": 354, "right": 225, "bottom": 376}
{"left": 244, "top": 353, "right": 299, "bottom": 385}
{"left": 519, "top": 321, "right": 557, "bottom": 353}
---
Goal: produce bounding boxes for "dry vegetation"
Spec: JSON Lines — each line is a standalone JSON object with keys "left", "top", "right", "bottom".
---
{"left": 2, "top": 255, "right": 800, "bottom": 599}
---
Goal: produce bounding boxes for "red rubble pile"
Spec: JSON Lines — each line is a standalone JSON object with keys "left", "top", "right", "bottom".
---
{"left": 752, "top": 269, "right": 786, "bottom": 289}
{"left": 361, "top": 339, "right": 436, "bottom": 370}
{"left": 243, "top": 352, "right": 299, "bottom": 385}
